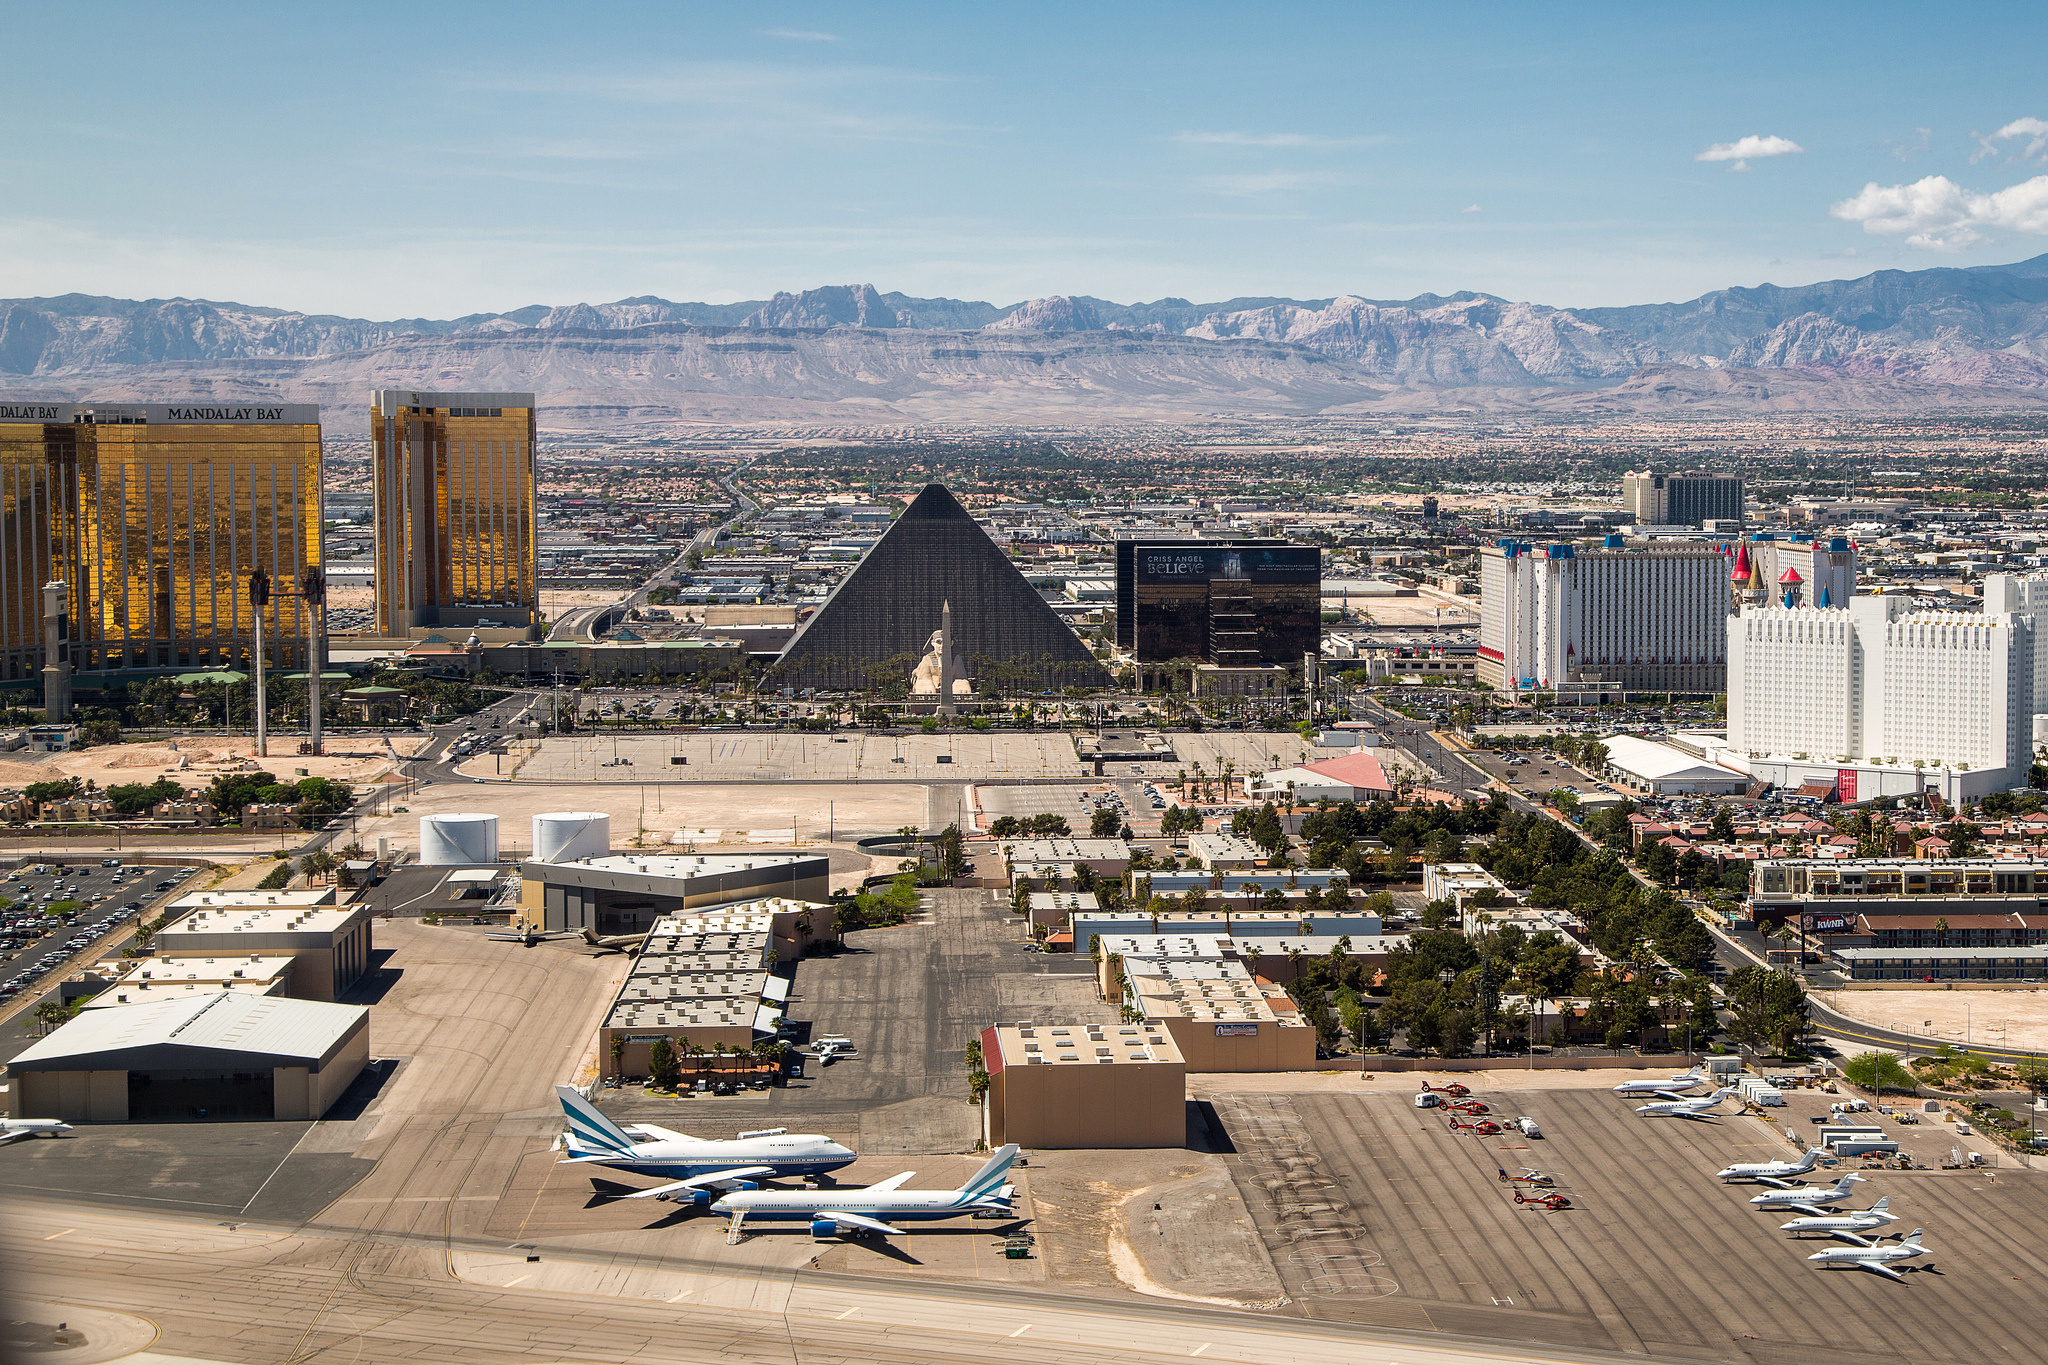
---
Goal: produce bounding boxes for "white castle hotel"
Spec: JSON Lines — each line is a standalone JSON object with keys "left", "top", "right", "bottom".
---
{"left": 1721, "top": 572, "right": 2048, "bottom": 805}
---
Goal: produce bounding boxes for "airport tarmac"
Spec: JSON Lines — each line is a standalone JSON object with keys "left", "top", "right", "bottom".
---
{"left": 1206, "top": 1080, "right": 2048, "bottom": 1364}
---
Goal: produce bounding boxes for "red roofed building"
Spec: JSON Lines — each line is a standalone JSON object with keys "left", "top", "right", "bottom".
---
{"left": 1248, "top": 751, "right": 1394, "bottom": 804}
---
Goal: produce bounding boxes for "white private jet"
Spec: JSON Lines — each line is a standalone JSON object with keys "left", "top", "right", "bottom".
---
{"left": 554, "top": 1085, "right": 855, "bottom": 1207}
{"left": 1716, "top": 1146, "right": 1828, "bottom": 1185}
{"left": 1612, "top": 1072, "right": 1705, "bottom": 1097}
{"left": 1635, "top": 1086, "right": 1738, "bottom": 1119}
{"left": 1806, "top": 1228, "right": 1931, "bottom": 1280}
{"left": 0, "top": 1117, "right": 73, "bottom": 1145}
{"left": 1781, "top": 1196, "right": 1897, "bottom": 1239}
{"left": 710, "top": 1144, "right": 1021, "bottom": 1238}
{"left": 1749, "top": 1173, "right": 1865, "bottom": 1210}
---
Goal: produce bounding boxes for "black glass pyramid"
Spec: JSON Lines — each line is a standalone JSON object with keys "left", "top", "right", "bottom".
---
{"left": 776, "top": 484, "right": 1108, "bottom": 692}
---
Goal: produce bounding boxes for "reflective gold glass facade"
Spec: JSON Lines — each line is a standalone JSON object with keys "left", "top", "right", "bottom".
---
{"left": 0, "top": 406, "right": 74, "bottom": 686}
{"left": 56, "top": 406, "right": 322, "bottom": 675}
{"left": 371, "top": 390, "right": 537, "bottom": 634}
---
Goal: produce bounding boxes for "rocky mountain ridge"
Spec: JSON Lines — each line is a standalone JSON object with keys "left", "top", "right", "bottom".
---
{"left": 9, "top": 256, "right": 2048, "bottom": 419}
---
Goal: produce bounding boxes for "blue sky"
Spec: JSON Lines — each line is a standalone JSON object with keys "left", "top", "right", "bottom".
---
{"left": 6, "top": 1, "right": 2048, "bottom": 317}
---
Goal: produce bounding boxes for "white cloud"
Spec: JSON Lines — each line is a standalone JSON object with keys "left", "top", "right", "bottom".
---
{"left": 1460, "top": 204, "right": 1482, "bottom": 213}
{"left": 1885, "top": 127, "right": 1932, "bottom": 162}
{"left": 1695, "top": 134, "right": 1805, "bottom": 173}
{"left": 1828, "top": 173, "right": 2048, "bottom": 250}
{"left": 1172, "top": 131, "right": 1389, "bottom": 148}
{"left": 760, "top": 28, "right": 836, "bottom": 41}
{"left": 1973, "top": 117, "right": 2048, "bottom": 165}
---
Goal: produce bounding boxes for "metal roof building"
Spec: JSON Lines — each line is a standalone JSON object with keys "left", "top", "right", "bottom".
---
{"left": 4, "top": 991, "right": 370, "bottom": 1124}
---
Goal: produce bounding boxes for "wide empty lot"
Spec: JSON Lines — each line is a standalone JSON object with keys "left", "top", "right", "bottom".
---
{"left": 1212, "top": 1084, "right": 2048, "bottom": 1365}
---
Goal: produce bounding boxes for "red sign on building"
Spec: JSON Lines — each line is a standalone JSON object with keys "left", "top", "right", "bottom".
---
{"left": 1835, "top": 768, "right": 1858, "bottom": 803}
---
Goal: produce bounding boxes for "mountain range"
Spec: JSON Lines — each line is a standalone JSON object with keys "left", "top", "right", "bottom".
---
{"left": 8, "top": 256, "right": 2048, "bottom": 423}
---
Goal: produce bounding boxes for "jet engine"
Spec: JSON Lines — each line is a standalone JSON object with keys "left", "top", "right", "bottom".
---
{"left": 810, "top": 1219, "right": 843, "bottom": 1238}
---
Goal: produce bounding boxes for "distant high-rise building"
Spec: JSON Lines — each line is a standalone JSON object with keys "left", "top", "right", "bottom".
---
{"left": 0, "top": 402, "right": 70, "bottom": 686}
{"left": 2, "top": 402, "right": 322, "bottom": 683}
{"left": 1115, "top": 539, "right": 1321, "bottom": 665}
{"left": 1729, "top": 589, "right": 2035, "bottom": 785}
{"left": 372, "top": 391, "right": 537, "bottom": 634}
{"left": 1623, "top": 470, "right": 1745, "bottom": 528}
{"left": 1478, "top": 539, "right": 1729, "bottom": 695}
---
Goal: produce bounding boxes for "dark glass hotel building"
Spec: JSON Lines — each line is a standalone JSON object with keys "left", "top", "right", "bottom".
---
{"left": 1115, "top": 539, "right": 1320, "bottom": 666}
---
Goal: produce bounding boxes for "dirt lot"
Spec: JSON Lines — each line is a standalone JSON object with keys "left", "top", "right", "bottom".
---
{"left": 0, "top": 735, "right": 422, "bottom": 792}
{"left": 351, "top": 778, "right": 926, "bottom": 871}
{"left": 1816, "top": 988, "right": 2048, "bottom": 1052}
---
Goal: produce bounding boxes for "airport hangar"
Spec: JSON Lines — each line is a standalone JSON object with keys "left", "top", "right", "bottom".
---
{"left": 5, "top": 991, "right": 370, "bottom": 1123}
{"left": 514, "top": 852, "right": 831, "bottom": 939}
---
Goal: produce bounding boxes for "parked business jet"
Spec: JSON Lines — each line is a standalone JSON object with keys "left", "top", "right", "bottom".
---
{"left": 1749, "top": 1173, "right": 1865, "bottom": 1210}
{"left": 710, "top": 1144, "right": 1020, "bottom": 1238}
{"left": 1806, "top": 1228, "right": 1931, "bottom": 1280}
{"left": 1781, "top": 1196, "right": 1897, "bottom": 1239}
{"left": 490, "top": 927, "right": 648, "bottom": 953}
{"left": 1612, "top": 1072, "right": 1704, "bottom": 1097}
{"left": 1634, "top": 1086, "right": 1738, "bottom": 1119}
{"left": 1716, "top": 1147, "right": 1828, "bottom": 1184}
{"left": 554, "top": 1085, "right": 854, "bottom": 1205}
{"left": 0, "top": 1117, "right": 73, "bottom": 1145}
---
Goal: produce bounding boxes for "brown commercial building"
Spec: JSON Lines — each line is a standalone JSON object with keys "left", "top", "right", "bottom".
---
{"left": 981, "top": 1022, "right": 1185, "bottom": 1149}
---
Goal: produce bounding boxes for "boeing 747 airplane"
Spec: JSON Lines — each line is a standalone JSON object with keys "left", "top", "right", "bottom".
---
{"left": 554, "top": 1085, "right": 855, "bottom": 1205}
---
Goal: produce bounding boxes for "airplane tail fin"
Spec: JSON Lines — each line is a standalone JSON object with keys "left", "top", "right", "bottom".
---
{"left": 1869, "top": 1196, "right": 1891, "bottom": 1214}
{"left": 1901, "top": 1228, "right": 1924, "bottom": 1247}
{"left": 958, "top": 1144, "right": 1019, "bottom": 1200}
{"left": 581, "top": 927, "right": 600, "bottom": 945}
{"left": 555, "top": 1084, "right": 638, "bottom": 1156}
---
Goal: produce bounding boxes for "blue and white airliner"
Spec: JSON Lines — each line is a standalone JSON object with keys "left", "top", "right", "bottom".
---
{"left": 710, "top": 1144, "right": 1021, "bottom": 1238}
{"left": 554, "top": 1085, "right": 856, "bottom": 1206}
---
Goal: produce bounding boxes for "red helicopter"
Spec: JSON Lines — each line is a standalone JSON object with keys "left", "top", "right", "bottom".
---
{"left": 1418, "top": 1083, "right": 1472, "bottom": 1097}
{"left": 1515, "top": 1190, "right": 1572, "bottom": 1212}
{"left": 1448, "top": 1116, "right": 1504, "bottom": 1136}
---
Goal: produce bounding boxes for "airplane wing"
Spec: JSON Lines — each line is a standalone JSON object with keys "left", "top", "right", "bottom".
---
{"left": 1858, "top": 1261, "right": 1906, "bottom": 1281}
{"left": 1754, "top": 1176, "right": 1800, "bottom": 1189}
{"left": 619, "top": 1166, "right": 776, "bottom": 1200}
{"left": 864, "top": 1171, "right": 917, "bottom": 1193}
{"left": 0, "top": 1130, "right": 32, "bottom": 1145}
{"left": 1650, "top": 1089, "right": 1691, "bottom": 1102}
{"left": 1829, "top": 1232, "right": 1876, "bottom": 1247}
{"left": 622, "top": 1123, "right": 692, "bottom": 1142}
{"left": 823, "top": 1212, "right": 903, "bottom": 1237}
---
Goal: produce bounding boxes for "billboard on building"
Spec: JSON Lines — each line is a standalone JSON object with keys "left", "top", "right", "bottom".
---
{"left": 1122, "top": 541, "right": 1319, "bottom": 663}
{"left": 1213, "top": 1023, "right": 1260, "bottom": 1037}
{"left": 1836, "top": 768, "right": 1858, "bottom": 803}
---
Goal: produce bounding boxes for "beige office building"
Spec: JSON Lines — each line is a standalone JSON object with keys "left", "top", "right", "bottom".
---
{"left": 981, "top": 1022, "right": 1186, "bottom": 1149}
{"left": 371, "top": 390, "right": 537, "bottom": 634}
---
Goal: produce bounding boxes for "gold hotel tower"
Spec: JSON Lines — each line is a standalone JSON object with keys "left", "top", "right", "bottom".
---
{"left": 370, "top": 390, "right": 537, "bottom": 635}
{"left": 0, "top": 401, "right": 321, "bottom": 684}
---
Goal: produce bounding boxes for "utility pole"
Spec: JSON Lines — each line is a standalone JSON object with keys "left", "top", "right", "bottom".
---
{"left": 303, "top": 568, "right": 326, "bottom": 756}
{"left": 250, "top": 570, "right": 271, "bottom": 758}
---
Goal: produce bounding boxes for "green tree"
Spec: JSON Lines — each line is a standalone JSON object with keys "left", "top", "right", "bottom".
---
{"left": 1843, "top": 1051, "right": 1915, "bottom": 1095}
{"left": 648, "top": 1036, "right": 683, "bottom": 1089}
{"left": 1090, "top": 806, "right": 1121, "bottom": 838}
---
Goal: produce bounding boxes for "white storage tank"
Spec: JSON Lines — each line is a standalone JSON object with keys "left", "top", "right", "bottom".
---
{"left": 532, "top": 811, "right": 610, "bottom": 864}
{"left": 420, "top": 812, "right": 499, "bottom": 865}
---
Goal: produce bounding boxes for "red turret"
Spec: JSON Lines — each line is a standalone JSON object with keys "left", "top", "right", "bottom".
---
{"left": 1777, "top": 566, "right": 1803, "bottom": 584}
{"left": 1731, "top": 544, "right": 1751, "bottom": 580}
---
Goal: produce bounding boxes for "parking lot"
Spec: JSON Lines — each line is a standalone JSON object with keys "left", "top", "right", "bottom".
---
{"left": 1207, "top": 1077, "right": 2048, "bottom": 1363}
{"left": 0, "top": 861, "right": 200, "bottom": 1009}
